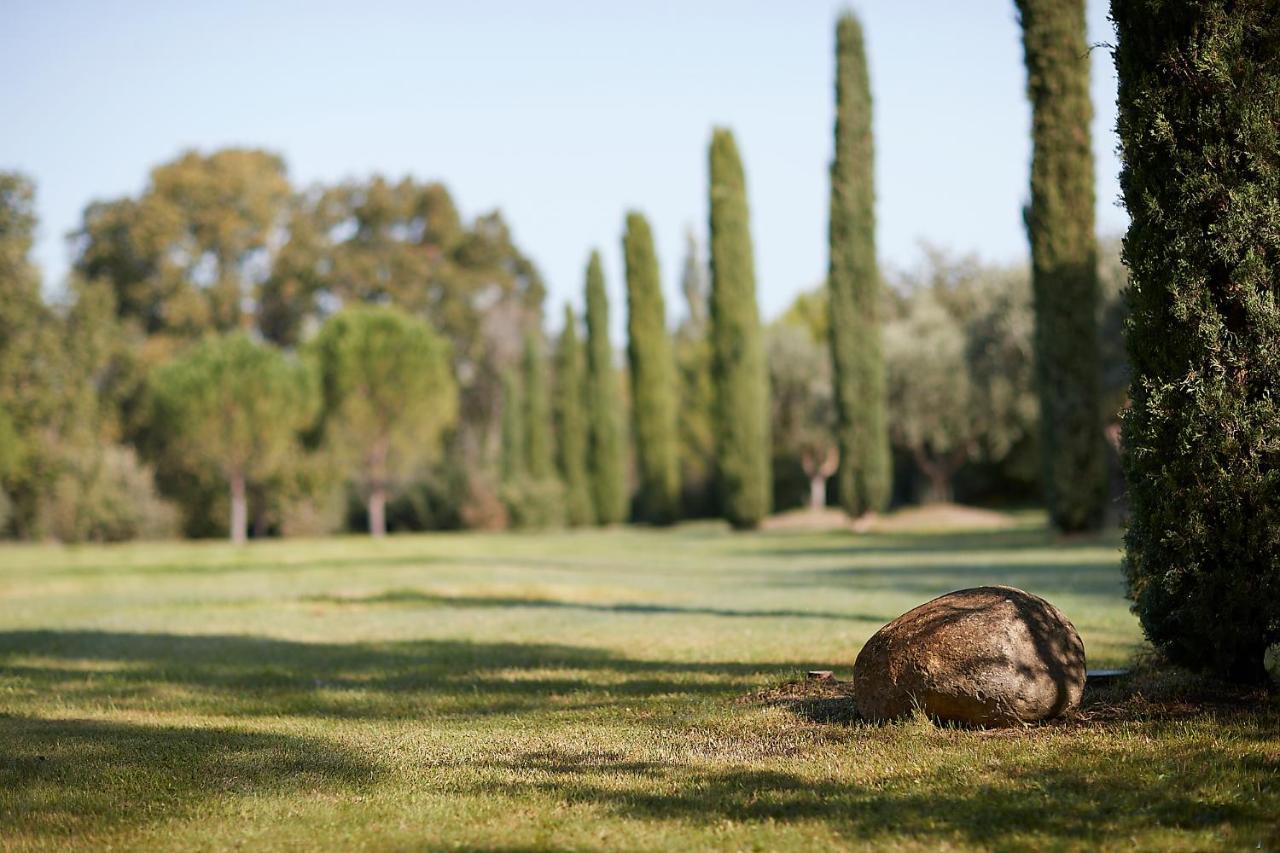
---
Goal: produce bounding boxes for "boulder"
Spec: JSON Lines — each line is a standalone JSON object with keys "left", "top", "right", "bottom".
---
{"left": 852, "top": 585, "right": 1086, "bottom": 726}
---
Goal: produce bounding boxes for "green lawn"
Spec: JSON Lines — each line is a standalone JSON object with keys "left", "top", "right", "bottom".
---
{"left": 1, "top": 518, "right": 1276, "bottom": 850}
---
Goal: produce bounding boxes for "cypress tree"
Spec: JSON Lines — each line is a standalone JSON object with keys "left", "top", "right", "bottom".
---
{"left": 623, "top": 212, "right": 680, "bottom": 524}
{"left": 555, "top": 304, "right": 594, "bottom": 526}
{"left": 584, "top": 250, "right": 627, "bottom": 525}
{"left": 522, "top": 331, "right": 553, "bottom": 480}
{"left": 827, "top": 12, "right": 891, "bottom": 517}
{"left": 500, "top": 367, "right": 526, "bottom": 483}
{"left": 1114, "top": 0, "right": 1280, "bottom": 683}
{"left": 674, "top": 228, "right": 717, "bottom": 518}
{"left": 707, "top": 128, "right": 771, "bottom": 529}
{"left": 1016, "top": 0, "right": 1107, "bottom": 531}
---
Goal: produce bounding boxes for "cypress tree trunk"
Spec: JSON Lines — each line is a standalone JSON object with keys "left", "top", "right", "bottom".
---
{"left": 584, "top": 251, "right": 628, "bottom": 525}
{"left": 523, "top": 331, "right": 553, "bottom": 481}
{"left": 1017, "top": 0, "right": 1107, "bottom": 532}
{"left": 1113, "top": 0, "right": 1280, "bottom": 683}
{"left": 827, "top": 12, "right": 891, "bottom": 518}
{"left": 708, "top": 128, "right": 771, "bottom": 529}
{"left": 555, "top": 304, "right": 594, "bottom": 526}
{"left": 623, "top": 212, "right": 680, "bottom": 525}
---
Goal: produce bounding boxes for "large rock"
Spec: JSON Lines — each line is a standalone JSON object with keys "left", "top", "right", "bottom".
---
{"left": 852, "top": 585, "right": 1086, "bottom": 726}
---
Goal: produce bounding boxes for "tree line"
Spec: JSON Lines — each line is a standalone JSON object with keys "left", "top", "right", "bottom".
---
{"left": 0, "top": 9, "right": 1126, "bottom": 544}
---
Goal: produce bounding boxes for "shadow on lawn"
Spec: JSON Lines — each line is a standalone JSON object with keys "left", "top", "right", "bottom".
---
{"left": 0, "top": 714, "right": 376, "bottom": 842}
{"left": 0, "top": 630, "right": 798, "bottom": 720}
{"left": 473, "top": 735, "right": 1280, "bottom": 846}
{"left": 304, "top": 589, "right": 892, "bottom": 624}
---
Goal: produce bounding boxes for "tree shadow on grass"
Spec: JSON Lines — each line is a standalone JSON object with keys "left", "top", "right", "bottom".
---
{"left": 470, "top": 736, "right": 1279, "bottom": 847}
{"left": 303, "top": 589, "right": 892, "bottom": 624}
{"left": 0, "top": 714, "right": 376, "bottom": 843}
{"left": 0, "top": 630, "right": 800, "bottom": 720}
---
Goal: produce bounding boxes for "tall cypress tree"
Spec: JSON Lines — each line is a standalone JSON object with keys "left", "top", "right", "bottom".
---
{"left": 1016, "top": 0, "right": 1107, "bottom": 532}
{"left": 555, "top": 304, "right": 594, "bottom": 526}
{"left": 522, "top": 331, "right": 553, "bottom": 480}
{"left": 708, "top": 128, "right": 771, "bottom": 529}
{"left": 500, "top": 367, "right": 526, "bottom": 483}
{"left": 1114, "top": 0, "right": 1280, "bottom": 683}
{"left": 623, "top": 212, "right": 680, "bottom": 524}
{"left": 827, "top": 12, "right": 891, "bottom": 517}
{"left": 584, "top": 250, "right": 628, "bottom": 525}
{"left": 674, "top": 228, "right": 716, "bottom": 518}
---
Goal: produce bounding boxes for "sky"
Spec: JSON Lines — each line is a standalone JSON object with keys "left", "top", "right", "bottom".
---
{"left": 2, "top": 0, "right": 1125, "bottom": 331}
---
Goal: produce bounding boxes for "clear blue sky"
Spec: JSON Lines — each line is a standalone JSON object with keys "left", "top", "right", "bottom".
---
{"left": 2, "top": 0, "right": 1123, "bottom": 329}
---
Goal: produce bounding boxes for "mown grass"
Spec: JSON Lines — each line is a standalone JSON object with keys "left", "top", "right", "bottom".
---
{"left": 1, "top": 517, "right": 1276, "bottom": 850}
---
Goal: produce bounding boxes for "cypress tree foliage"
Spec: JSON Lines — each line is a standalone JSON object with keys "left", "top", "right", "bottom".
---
{"left": 1016, "top": 0, "right": 1107, "bottom": 532}
{"left": 1113, "top": 0, "right": 1280, "bottom": 683}
{"left": 500, "top": 368, "right": 526, "bottom": 483}
{"left": 554, "top": 304, "right": 594, "bottom": 526}
{"left": 522, "top": 331, "right": 554, "bottom": 481}
{"left": 827, "top": 12, "right": 891, "bottom": 517}
{"left": 623, "top": 212, "right": 680, "bottom": 524}
{"left": 583, "top": 250, "right": 628, "bottom": 525}
{"left": 707, "top": 128, "right": 771, "bottom": 529}
{"left": 674, "top": 228, "right": 717, "bottom": 518}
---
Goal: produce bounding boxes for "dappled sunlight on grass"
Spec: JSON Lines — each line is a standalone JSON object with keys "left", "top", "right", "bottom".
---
{"left": 2, "top": 523, "right": 1275, "bottom": 849}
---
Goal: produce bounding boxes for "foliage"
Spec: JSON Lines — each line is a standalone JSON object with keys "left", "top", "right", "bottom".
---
{"left": 707, "top": 128, "right": 771, "bottom": 529}
{"left": 522, "top": 331, "right": 554, "bottom": 482}
{"left": 148, "top": 332, "right": 316, "bottom": 543}
{"left": 674, "top": 230, "right": 717, "bottom": 518}
{"left": 766, "top": 323, "right": 837, "bottom": 510}
{"left": 308, "top": 305, "right": 457, "bottom": 537}
{"left": 554, "top": 305, "right": 594, "bottom": 526}
{"left": 1113, "top": 0, "right": 1280, "bottom": 683}
{"left": 828, "top": 12, "right": 891, "bottom": 516}
{"left": 1017, "top": 0, "right": 1107, "bottom": 532}
{"left": 35, "top": 444, "right": 177, "bottom": 542}
{"left": 73, "top": 149, "right": 292, "bottom": 338}
{"left": 623, "top": 212, "right": 680, "bottom": 524}
{"left": 884, "top": 250, "right": 1040, "bottom": 503}
{"left": 583, "top": 251, "right": 628, "bottom": 525}
{"left": 500, "top": 368, "right": 526, "bottom": 483}
{"left": 499, "top": 475, "right": 566, "bottom": 530}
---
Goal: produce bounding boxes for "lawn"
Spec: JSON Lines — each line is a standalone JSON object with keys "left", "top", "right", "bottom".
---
{"left": 1, "top": 517, "right": 1277, "bottom": 850}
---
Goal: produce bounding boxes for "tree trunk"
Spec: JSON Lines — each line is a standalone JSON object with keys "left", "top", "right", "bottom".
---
{"left": 808, "top": 474, "right": 827, "bottom": 511}
{"left": 229, "top": 469, "right": 248, "bottom": 545}
{"left": 368, "top": 487, "right": 387, "bottom": 538}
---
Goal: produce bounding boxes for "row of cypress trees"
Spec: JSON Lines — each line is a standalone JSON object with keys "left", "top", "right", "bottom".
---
{"left": 504, "top": 127, "right": 777, "bottom": 530}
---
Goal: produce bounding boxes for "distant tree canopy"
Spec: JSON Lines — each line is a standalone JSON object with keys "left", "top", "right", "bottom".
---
{"left": 766, "top": 322, "right": 837, "bottom": 512}
{"left": 308, "top": 305, "right": 457, "bottom": 537}
{"left": 74, "top": 149, "right": 291, "bottom": 339}
{"left": 149, "top": 332, "right": 316, "bottom": 543}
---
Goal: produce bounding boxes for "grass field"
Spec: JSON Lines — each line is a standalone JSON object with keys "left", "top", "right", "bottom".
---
{"left": 2, "top": 516, "right": 1277, "bottom": 850}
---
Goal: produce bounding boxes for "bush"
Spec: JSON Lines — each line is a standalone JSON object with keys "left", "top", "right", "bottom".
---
{"left": 37, "top": 444, "right": 177, "bottom": 542}
{"left": 500, "top": 476, "right": 565, "bottom": 530}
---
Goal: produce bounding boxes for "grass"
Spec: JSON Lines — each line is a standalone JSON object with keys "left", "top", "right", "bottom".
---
{"left": 1, "top": 515, "right": 1276, "bottom": 850}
